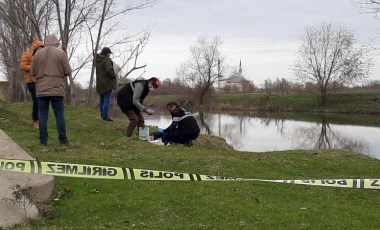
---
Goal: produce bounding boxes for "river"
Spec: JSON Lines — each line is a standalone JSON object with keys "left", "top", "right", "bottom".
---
{"left": 111, "top": 108, "right": 380, "bottom": 160}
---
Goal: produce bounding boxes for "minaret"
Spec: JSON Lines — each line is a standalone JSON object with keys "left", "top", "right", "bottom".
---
{"left": 239, "top": 59, "right": 242, "bottom": 75}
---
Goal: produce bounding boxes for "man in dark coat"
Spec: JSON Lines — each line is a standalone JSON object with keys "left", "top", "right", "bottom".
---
{"left": 117, "top": 77, "right": 160, "bottom": 137}
{"left": 96, "top": 47, "right": 117, "bottom": 121}
{"left": 153, "top": 102, "right": 200, "bottom": 147}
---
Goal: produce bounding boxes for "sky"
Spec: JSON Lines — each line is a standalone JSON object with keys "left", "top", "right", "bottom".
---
{"left": 116, "top": 0, "right": 380, "bottom": 86}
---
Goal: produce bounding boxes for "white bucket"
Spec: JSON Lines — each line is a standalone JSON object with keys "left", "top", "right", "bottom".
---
{"left": 138, "top": 127, "right": 149, "bottom": 140}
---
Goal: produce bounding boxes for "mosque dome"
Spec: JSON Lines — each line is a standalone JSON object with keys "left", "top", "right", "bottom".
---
{"left": 227, "top": 60, "right": 246, "bottom": 83}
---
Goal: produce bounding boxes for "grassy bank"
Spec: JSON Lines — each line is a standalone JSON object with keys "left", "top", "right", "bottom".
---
{"left": 149, "top": 91, "right": 380, "bottom": 114}
{"left": 1, "top": 103, "right": 380, "bottom": 229}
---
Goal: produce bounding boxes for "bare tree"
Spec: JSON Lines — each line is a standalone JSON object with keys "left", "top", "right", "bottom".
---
{"left": 273, "top": 77, "right": 290, "bottom": 95}
{"left": 0, "top": 21, "right": 24, "bottom": 102}
{"left": 292, "top": 23, "right": 373, "bottom": 105}
{"left": 241, "top": 79, "right": 256, "bottom": 94}
{"left": 85, "top": 0, "right": 156, "bottom": 106}
{"left": 353, "top": 0, "right": 380, "bottom": 18}
{"left": 0, "top": 0, "right": 51, "bottom": 102}
{"left": 0, "top": 0, "right": 101, "bottom": 104}
{"left": 51, "top": 0, "right": 116, "bottom": 105}
{"left": 177, "top": 36, "right": 227, "bottom": 105}
{"left": 0, "top": 0, "right": 156, "bottom": 105}
{"left": 262, "top": 78, "right": 273, "bottom": 94}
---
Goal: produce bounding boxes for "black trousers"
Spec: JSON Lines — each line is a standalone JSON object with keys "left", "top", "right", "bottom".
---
{"left": 163, "top": 130, "right": 198, "bottom": 144}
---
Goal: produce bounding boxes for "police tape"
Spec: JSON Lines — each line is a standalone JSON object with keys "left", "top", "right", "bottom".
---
{"left": 1, "top": 158, "right": 379, "bottom": 190}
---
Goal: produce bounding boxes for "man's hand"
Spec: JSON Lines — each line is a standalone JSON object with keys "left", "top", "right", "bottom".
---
{"left": 144, "top": 107, "right": 155, "bottom": 115}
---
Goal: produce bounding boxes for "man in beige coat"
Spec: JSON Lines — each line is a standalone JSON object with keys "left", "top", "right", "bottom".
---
{"left": 31, "top": 34, "right": 72, "bottom": 146}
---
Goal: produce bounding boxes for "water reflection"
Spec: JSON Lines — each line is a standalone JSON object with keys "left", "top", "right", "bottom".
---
{"left": 292, "top": 119, "right": 371, "bottom": 155}
{"left": 110, "top": 107, "right": 380, "bottom": 160}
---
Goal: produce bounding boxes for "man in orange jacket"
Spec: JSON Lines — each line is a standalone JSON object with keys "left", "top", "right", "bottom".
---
{"left": 19, "top": 40, "right": 44, "bottom": 128}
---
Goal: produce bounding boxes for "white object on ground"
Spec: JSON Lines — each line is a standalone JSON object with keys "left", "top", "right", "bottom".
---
{"left": 138, "top": 127, "right": 149, "bottom": 140}
{"left": 148, "top": 138, "right": 165, "bottom": 145}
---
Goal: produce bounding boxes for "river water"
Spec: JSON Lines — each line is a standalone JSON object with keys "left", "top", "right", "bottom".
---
{"left": 111, "top": 108, "right": 380, "bottom": 160}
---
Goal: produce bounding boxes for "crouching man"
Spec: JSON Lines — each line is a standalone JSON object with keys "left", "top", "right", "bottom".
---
{"left": 153, "top": 102, "right": 200, "bottom": 147}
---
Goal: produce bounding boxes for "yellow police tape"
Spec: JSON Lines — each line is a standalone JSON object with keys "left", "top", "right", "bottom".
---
{"left": 1, "top": 158, "right": 379, "bottom": 190}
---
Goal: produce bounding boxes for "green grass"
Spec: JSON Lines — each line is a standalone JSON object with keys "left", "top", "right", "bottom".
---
{"left": 1, "top": 103, "right": 380, "bottom": 229}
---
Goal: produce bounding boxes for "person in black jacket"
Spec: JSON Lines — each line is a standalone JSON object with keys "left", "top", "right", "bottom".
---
{"left": 153, "top": 102, "right": 200, "bottom": 147}
{"left": 117, "top": 77, "right": 160, "bottom": 137}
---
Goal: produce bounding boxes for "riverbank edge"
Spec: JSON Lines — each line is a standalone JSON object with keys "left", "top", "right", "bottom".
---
{"left": 195, "top": 105, "right": 380, "bottom": 115}
{"left": 148, "top": 91, "right": 380, "bottom": 115}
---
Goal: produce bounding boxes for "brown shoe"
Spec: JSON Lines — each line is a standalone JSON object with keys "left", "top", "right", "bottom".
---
{"left": 33, "top": 121, "right": 39, "bottom": 129}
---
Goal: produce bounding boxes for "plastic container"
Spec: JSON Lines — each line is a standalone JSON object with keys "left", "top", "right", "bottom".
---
{"left": 138, "top": 127, "right": 149, "bottom": 140}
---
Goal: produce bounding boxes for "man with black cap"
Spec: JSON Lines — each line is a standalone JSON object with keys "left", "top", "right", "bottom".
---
{"left": 117, "top": 77, "right": 160, "bottom": 137}
{"left": 96, "top": 47, "right": 117, "bottom": 121}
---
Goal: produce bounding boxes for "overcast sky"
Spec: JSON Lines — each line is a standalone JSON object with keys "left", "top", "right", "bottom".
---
{"left": 119, "top": 0, "right": 380, "bottom": 85}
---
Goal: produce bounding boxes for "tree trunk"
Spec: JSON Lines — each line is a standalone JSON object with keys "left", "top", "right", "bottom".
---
{"left": 66, "top": 75, "right": 75, "bottom": 105}
{"left": 320, "top": 88, "right": 328, "bottom": 105}
{"left": 86, "top": 0, "right": 108, "bottom": 106}
{"left": 198, "top": 88, "right": 208, "bottom": 105}
{"left": 86, "top": 59, "right": 97, "bottom": 106}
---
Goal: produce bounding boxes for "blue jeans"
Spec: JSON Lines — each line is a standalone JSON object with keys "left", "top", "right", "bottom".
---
{"left": 27, "top": 83, "right": 39, "bottom": 121}
{"left": 38, "top": 96, "right": 67, "bottom": 145}
{"left": 99, "top": 91, "right": 112, "bottom": 119}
